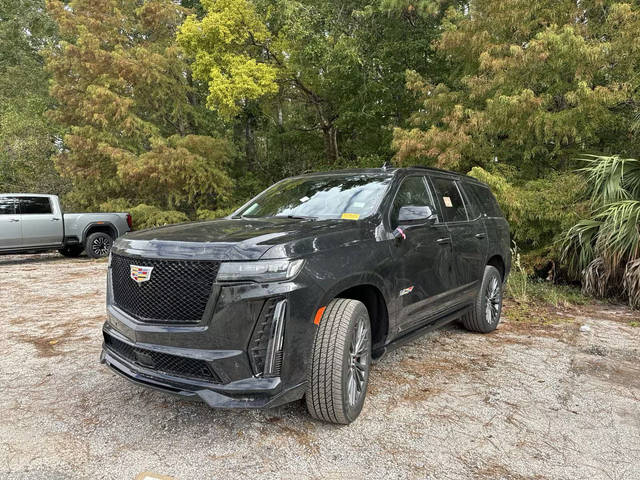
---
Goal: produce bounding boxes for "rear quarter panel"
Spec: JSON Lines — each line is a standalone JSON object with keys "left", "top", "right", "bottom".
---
{"left": 484, "top": 216, "right": 511, "bottom": 279}
{"left": 64, "top": 213, "right": 130, "bottom": 239}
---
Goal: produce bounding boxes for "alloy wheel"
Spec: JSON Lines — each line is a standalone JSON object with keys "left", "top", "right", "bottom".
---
{"left": 346, "top": 316, "right": 369, "bottom": 408}
{"left": 485, "top": 276, "right": 501, "bottom": 325}
{"left": 92, "top": 236, "right": 111, "bottom": 257}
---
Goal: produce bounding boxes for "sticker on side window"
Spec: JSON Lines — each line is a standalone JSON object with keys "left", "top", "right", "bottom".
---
{"left": 341, "top": 213, "right": 360, "bottom": 220}
{"left": 443, "top": 196, "right": 453, "bottom": 208}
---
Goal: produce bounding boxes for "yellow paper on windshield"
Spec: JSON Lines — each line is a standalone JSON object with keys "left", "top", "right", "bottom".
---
{"left": 341, "top": 213, "right": 360, "bottom": 220}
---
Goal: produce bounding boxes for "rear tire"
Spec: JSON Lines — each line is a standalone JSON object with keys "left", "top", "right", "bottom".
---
{"left": 85, "top": 232, "right": 113, "bottom": 259}
{"left": 305, "top": 298, "right": 372, "bottom": 424}
{"left": 462, "top": 265, "right": 503, "bottom": 333}
{"left": 58, "top": 245, "right": 83, "bottom": 258}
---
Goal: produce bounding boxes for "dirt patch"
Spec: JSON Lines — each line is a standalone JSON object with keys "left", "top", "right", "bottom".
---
{"left": 1, "top": 253, "right": 639, "bottom": 480}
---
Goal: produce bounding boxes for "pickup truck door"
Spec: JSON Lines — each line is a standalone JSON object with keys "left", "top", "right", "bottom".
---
{"left": 18, "top": 196, "right": 64, "bottom": 247}
{"left": 0, "top": 197, "right": 22, "bottom": 249}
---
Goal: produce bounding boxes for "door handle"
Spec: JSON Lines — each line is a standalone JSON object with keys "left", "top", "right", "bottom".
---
{"left": 9, "top": 218, "right": 20, "bottom": 222}
{"left": 474, "top": 233, "right": 487, "bottom": 239}
{"left": 436, "top": 237, "right": 451, "bottom": 245}
{"left": 51, "top": 217, "right": 61, "bottom": 221}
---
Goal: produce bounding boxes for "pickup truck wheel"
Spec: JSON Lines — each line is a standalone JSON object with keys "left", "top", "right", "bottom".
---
{"left": 58, "top": 245, "right": 83, "bottom": 258}
{"left": 305, "top": 298, "right": 371, "bottom": 424}
{"left": 85, "top": 232, "right": 113, "bottom": 259}
{"left": 462, "top": 265, "right": 503, "bottom": 333}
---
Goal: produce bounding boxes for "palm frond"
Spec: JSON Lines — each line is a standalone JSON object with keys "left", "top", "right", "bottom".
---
{"left": 631, "top": 110, "right": 640, "bottom": 135}
{"left": 559, "top": 218, "right": 602, "bottom": 278}
{"left": 623, "top": 259, "right": 640, "bottom": 309}
{"left": 593, "top": 199, "right": 640, "bottom": 269}
{"left": 582, "top": 257, "right": 610, "bottom": 298}
{"left": 577, "top": 155, "right": 640, "bottom": 205}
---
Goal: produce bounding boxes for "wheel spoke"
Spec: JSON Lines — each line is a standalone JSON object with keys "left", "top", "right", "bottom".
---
{"left": 484, "top": 275, "right": 502, "bottom": 324}
{"left": 348, "top": 372, "right": 357, "bottom": 405}
{"left": 346, "top": 315, "right": 370, "bottom": 407}
{"left": 354, "top": 320, "right": 365, "bottom": 353}
{"left": 356, "top": 333, "right": 369, "bottom": 357}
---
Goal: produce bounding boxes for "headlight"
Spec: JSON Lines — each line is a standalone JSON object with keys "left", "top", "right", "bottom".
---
{"left": 217, "top": 259, "right": 305, "bottom": 282}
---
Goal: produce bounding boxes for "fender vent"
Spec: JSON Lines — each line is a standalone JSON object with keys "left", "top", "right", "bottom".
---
{"left": 248, "top": 298, "right": 287, "bottom": 377}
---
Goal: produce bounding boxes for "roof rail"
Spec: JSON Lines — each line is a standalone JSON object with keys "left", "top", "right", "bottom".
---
{"left": 409, "top": 165, "right": 460, "bottom": 175}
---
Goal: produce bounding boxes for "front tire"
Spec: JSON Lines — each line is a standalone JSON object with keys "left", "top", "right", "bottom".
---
{"left": 462, "top": 265, "right": 503, "bottom": 333}
{"left": 306, "top": 298, "right": 372, "bottom": 424}
{"left": 85, "top": 232, "right": 113, "bottom": 259}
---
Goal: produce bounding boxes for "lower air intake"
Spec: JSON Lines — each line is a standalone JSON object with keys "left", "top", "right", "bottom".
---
{"left": 104, "top": 333, "right": 221, "bottom": 383}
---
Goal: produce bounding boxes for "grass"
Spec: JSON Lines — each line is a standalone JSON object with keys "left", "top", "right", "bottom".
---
{"left": 503, "top": 270, "right": 591, "bottom": 324}
{"left": 506, "top": 270, "right": 590, "bottom": 307}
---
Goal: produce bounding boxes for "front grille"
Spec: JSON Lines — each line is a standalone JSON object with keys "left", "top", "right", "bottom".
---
{"left": 104, "top": 334, "right": 221, "bottom": 383}
{"left": 110, "top": 254, "right": 219, "bottom": 323}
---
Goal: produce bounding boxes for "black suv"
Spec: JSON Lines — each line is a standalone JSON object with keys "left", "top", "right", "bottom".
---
{"left": 101, "top": 167, "right": 510, "bottom": 424}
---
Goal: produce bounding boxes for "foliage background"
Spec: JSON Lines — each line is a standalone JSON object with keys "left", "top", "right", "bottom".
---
{"left": 2, "top": 0, "right": 640, "bottom": 279}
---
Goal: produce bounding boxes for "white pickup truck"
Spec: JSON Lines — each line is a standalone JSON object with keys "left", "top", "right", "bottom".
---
{"left": 0, "top": 194, "right": 131, "bottom": 258}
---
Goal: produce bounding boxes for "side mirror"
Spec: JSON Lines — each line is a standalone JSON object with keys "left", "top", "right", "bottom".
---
{"left": 398, "top": 205, "right": 437, "bottom": 224}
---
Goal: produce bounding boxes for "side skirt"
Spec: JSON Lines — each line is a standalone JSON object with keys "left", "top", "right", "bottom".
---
{"left": 371, "top": 304, "right": 472, "bottom": 362}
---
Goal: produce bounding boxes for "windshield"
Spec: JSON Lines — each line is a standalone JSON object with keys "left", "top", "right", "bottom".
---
{"left": 235, "top": 174, "right": 393, "bottom": 220}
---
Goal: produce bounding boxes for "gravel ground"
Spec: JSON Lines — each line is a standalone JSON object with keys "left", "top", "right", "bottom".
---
{"left": 1, "top": 253, "right": 640, "bottom": 480}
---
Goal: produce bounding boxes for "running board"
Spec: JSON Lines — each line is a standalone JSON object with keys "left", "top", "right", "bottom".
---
{"left": 371, "top": 304, "right": 472, "bottom": 362}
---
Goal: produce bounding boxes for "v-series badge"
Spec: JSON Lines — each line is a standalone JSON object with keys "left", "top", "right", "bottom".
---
{"left": 399, "top": 286, "right": 414, "bottom": 296}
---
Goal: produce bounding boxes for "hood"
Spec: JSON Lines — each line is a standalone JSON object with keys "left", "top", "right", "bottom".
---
{"left": 112, "top": 217, "right": 367, "bottom": 261}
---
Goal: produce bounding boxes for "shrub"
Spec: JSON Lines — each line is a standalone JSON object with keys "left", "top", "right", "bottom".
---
{"left": 560, "top": 155, "right": 640, "bottom": 307}
{"left": 196, "top": 207, "right": 236, "bottom": 220}
{"left": 127, "top": 204, "right": 189, "bottom": 230}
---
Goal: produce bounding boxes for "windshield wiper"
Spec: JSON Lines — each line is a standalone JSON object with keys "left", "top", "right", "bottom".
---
{"left": 276, "top": 215, "right": 317, "bottom": 220}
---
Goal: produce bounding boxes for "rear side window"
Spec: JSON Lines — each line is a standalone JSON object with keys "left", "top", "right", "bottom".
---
{"left": 0, "top": 197, "right": 17, "bottom": 214}
{"left": 19, "top": 197, "right": 53, "bottom": 215}
{"left": 430, "top": 177, "right": 468, "bottom": 222}
{"left": 458, "top": 183, "right": 481, "bottom": 220}
{"left": 468, "top": 184, "right": 503, "bottom": 217}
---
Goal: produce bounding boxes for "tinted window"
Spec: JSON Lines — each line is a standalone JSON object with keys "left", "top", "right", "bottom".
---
{"left": 390, "top": 176, "right": 436, "bottom": 227}
{"left": 431, "top": 177, "right": 468, "bottom": 222}
{"left": 468, "top": 184, "right": 502, "bottom": 217}
{"left": 0, "top": 197, "right": 16, "bottom": 215}
{"left": 235, "top": 174, "right": 392, "bottom": 220}
{"left": 459, "top": 183, "right": 481, "bottom": 220}
{"left": 19, "top": 197, "right": 52, "bottom": 215}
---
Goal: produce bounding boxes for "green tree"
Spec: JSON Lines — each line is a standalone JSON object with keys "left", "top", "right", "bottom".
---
{"left": 469, "top": 166, "right": 586, "bottom": 254}
{"left": 0, "top": 0, "right": 66, "bottom": 193}
{"left": 45, "top": 0, "right": 232, "bottom": 212}
{"left": 393, "top": 1, "right": 640, "bottom": 177}
{"left": 178, "top": 0, "right": 448, "bottom": 166}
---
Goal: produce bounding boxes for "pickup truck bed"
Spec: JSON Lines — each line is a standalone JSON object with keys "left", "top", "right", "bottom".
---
{"left": 0, "top": 194, "right": 131, "bottom": 258}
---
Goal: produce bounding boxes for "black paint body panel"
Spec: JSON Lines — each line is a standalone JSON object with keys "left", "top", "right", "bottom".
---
{"left": 101, "top": 167, "right": 511, "bottom": 408}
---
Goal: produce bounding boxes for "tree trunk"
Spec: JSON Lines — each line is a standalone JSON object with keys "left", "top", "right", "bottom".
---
{"left": 245, "top": 112, "right": 257, "bottom": 168}
{"left": 322, "top": 124, "right": 339, "bottom": 163}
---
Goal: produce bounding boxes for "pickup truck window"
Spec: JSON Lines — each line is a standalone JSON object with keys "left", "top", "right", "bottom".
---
{"left": 19, "top": 197, "right": 53, "bottom": 215}
{"left": 0, "top": 197, "right": 17, "bottom": 214}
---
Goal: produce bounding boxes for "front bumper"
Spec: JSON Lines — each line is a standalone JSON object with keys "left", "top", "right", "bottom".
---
{"left": 102, "top": 263, "right": 322, "bottom": 408}
{"left": 100, "top": 339, "right": 305, "bottom": 408}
